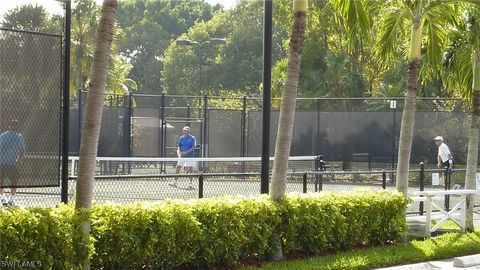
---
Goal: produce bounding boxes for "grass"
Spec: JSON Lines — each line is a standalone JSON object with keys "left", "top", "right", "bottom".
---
{"left": 241, "top": 231, "right": 480, "bottom": 270}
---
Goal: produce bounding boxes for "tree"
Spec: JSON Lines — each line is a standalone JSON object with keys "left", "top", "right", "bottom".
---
{"left": 161, "top": 2, "right": 287, "bottom": 99}
{"left": 75, "top": 0, "right": 117, "bottom": 268}
{"left": 374, "top": 0, "right": 465, "bottom": 195}
{"left": 117, "top": 0, "right": 217, "bottom": 97}
{"left": 444, "top": 7, "right": 480, "bottom": 231}
{"left": 72, "top": 0, "right": 99, "bottom": 92}
{"left": 268, "top": 0, "right": 307, "bottom": 261}
{"left": 270, "top": 0, "right": 308, "bottom": 200}
{"left": 71, "top": 0, "right": 134, "bottom": 97}
{"left": 1, "top": 4, "right": 62, "bottom": 33}
{"left": 272, "top": 0, "right": 389, "bottom": 111}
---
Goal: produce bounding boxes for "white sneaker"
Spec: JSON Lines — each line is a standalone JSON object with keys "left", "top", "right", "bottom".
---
{"left": 7, "top": 200, "right": 15, "bottom": 207}
{"left": 1, "top": 198, "right": 7, "bottom": 206}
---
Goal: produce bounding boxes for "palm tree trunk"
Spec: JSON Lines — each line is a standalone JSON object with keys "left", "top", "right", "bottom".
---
{"left": 75, "top": 1, "right": 117, "bottom": 268}
{"left": 270, "top": 0, "right": 307, "bottom": 201}
{"left": 396, "top": 14, "right": 422, "bottom": 196}
{"left": 465, "top": 52, "right": 480, "bottom": 231}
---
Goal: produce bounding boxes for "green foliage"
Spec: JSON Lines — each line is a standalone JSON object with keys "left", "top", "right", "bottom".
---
{"left": 1, "top": 4, "right": 62, "bottom": 33}
{"left": 90, "top": 201, "right": 202, "bottom": 269}
{"left": 162, "top": 1, "right": 287, "bottom": 97}
{"left": 0, "top": 204, "right": 79, "bottom": 269}
{"left": 280, "top": 190, "right": 407, "bottom": 255}
{"left": 117, "top": 0, "right": 217, "bottom": 97}
{"left": 242, "top": 231, "right": 480, "bottom": 270}
{"left": 191, "top": 196, "right": 281, "bottom": 267}
{"left": 444, "top": 7, "right": 480, "bottom": 100}
{"left": 69, "top": 0, "right": 134, "bottom": 96}
{"left": 0, "top": 191, "right": 407, "bottom": 269}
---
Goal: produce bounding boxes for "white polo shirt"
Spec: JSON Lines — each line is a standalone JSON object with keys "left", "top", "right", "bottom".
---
{"left": 437, "top": 143, "right": 451, "bottom": 163}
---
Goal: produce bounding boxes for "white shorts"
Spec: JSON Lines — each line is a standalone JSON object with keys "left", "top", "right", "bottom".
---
{"left": 177, "top": 158, "right": 196, "bottom": 168}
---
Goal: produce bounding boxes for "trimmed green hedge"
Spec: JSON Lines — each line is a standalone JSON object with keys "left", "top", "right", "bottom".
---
{"left": 0, "top": 190, "right": 407, "bottom": 269}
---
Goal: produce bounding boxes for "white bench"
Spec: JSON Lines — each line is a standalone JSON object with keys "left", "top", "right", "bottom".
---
{"left": 410, "top": 189, "right": 479, "bottom": 236}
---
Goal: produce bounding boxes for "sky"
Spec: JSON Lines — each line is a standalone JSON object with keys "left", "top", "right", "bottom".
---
{"left": 0, "top": 0, "right": 235, "bottom": 20}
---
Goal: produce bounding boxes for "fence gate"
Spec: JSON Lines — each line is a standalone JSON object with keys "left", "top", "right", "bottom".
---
{"left": 163, "top": 118, "right": 203, "bottom": 158}
{"left": 0, "top": 28, "right": 62, "bottom": 188}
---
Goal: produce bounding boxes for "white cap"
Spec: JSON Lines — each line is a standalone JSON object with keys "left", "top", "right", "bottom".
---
{"left": 434, "top": 136, "right": 443, "bottom": 141}
{"left": 183, "top": 126, "right": 191, "bottom": 131}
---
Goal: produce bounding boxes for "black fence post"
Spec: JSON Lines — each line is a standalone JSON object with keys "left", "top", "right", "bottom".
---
{"left": 445, "top": 167, "right": 451, "bottom": 211}
{"left": 316, "top": 98, "right": 320, "bottom": 155}
{"left": 320, "top": 156, "right": 325, "bottom": 191}
{"left": 199, "top": 174, "right": 204, "bottom": 199}
{"left": 203, "top": 95, "right": 208, "bottom": 158}
{"left": 241, "top": 96, "right": 247, "bottom": 157}
{"left": 61, "top": 0, "right": 71, "bottom": 204}
{"left": 419, "top": 162, "right": 424, "bottom": 215}
{"left": 315, "top": 156, "right": 319, "bottom": 192}
{"left": 382, "top": 170, "right": 386, "bottom": 190}
{"left": 303, "top": 172, "right": 307, "bottom": 193}
{"left": 260, "top": 0, "right": 272, "bottom": 195}
{"left": 124, "top": 92, "right": 132, "bottom": 157}
{"left": 160, "top": 93, "right": 166, "bottom": 157}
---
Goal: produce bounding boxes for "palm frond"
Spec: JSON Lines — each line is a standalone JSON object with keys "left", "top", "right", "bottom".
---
{"left": 330, "top": 0, "right": 376, "bottom": 51}
{"left": 421, "top": 11, "right": 449, "bottom": 83}
{"left": 444, "top": 23, "right": 473, "bottom": 99}
{"left": 375, "top": 6, "right": 412, "bottom": 63}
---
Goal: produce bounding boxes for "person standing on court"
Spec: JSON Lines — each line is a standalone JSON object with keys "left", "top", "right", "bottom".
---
{"left": 434, "top": 135, "right": 453, "bottom": 186}
{"left": 0, "top": 119, "right": 26, "bottom": 206}
{"left": 170, "top": 126, "right": 196, "bottom": 189}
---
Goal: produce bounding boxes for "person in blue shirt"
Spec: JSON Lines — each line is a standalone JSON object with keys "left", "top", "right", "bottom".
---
{"left": 0, "top": 119, "right": 26, "bottom": 206}
{"left": 170, "top": 126, "right": 196, "bottom": 189}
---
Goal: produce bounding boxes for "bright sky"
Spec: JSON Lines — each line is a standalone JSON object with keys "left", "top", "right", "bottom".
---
{"left": 0, "top": 0, "right": 236, "bottom": 20}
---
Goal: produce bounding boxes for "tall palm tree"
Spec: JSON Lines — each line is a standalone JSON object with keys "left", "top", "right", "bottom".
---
{"left": 375, "top": 0, "right": 467, "bottom": 195}
{"left": 75, "top": 0, "right": 117, "bottom": 268}
{"left": 444, "top": 8, "right": 480, "bottom": 231}
{"left": 270, "top": 0, "right": 308, "bottom": 201}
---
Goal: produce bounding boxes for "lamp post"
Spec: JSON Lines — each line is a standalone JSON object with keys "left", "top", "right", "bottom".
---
{"left": 175, "top": 38, "right": 226, "bottom": 158}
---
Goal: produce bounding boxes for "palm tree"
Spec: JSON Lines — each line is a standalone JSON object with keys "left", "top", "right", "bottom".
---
{"left": 72, "top": 0, "right": 99, "bottom": 92}
{"left": 75, "top": 0, "right": 117, "bottom": 268}
{"left": 268, "top": 0, "right": 308, "bottom": 261}
{"left": 374, "top": 0, "right": 470, "bottom": 195}
{"left": 444, "top": 8, "right": 480, "bottom": 231}
{"left": 270, "top": 0, "right": 308, "bottom": 200}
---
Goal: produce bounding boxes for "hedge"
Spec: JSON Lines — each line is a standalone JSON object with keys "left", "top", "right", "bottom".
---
{"left": 0, "top": 190, "right": 408, "bottom": 269}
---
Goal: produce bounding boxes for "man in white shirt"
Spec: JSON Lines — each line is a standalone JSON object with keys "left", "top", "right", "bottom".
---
{"left": 434, "top": 136, "right": 453, "bottom": 187}
{"left": 434, "top": 136, "right": 453, "bottom": 169}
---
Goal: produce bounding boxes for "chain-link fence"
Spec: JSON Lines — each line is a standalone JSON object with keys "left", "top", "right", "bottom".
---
{"left": 68, "top": 94, "right": 472, "bottom": 172}
{"left": 9, "top": 155, "right": 477, "bottom": 214}
{"left": 0, "top": 28, "right": 62, "bottom": 202}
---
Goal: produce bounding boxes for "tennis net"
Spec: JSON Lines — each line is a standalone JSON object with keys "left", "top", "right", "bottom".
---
{"left": 69, "top": 156, "right": 320, "bottom": 176}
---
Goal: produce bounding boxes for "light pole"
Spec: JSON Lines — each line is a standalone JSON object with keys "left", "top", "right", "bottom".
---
{"left": 175, "top": 38, "right": 226, "bottom": 158}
